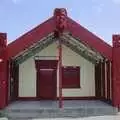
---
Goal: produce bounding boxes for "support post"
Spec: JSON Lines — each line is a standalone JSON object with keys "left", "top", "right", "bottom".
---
{"left": 0, "top": 33, "right": 8, "bottom": 109}
{"left": 58, "top": 38, "right": 63, "bottom": 108}
{"left": 106, "top": 61, "right": 110, "bottom": 100}
{"left": 112, "top": 35, "right": 120, "bottom": 107}
{"left": 54, "top": 8, "right": 68, "bottom": 108}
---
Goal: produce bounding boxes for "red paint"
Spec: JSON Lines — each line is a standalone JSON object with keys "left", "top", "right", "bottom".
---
{"left": 35, "top": 60, "right": 58, "bottom": 69}
{"left": 54, "top": 8, "right": 68, "bottom": 108}
{"left": 112, "top": 35, "right": 120, "bottom": 107}
{"left": 54, "top": 8, "right": 68, "bottom": 37}
{"left": 7, "top": 17, "right": 55, "bottom": 59}
{"left": 17, "top": 97, "right": 39, "bottom": 100}
{"left": 0, "top": 33, "right": 7, "bottom": 52}
{"left": 39, "top": 69, "right": 56, "bottom": 99}
{"left": 62, "top": 66, "right": 80, "bottom": 88}
{"left": 0, "top": 61, "right": 8, "bottom": 109}
{"left": 95, "top": 62, "right": 102, "bottom": 97}
{"left": 102, "top": 62, "right": 105, "bottom": 98}
{"left": 0, "top": 33, "right": 8, "bottom": 109}
{"left": 9, "top": 61, "right": 19, "bottom": 101}
{"left": 36, "top": 60, "right": 58, "bottom": 100}
{"left": 17, "top": 96, "right": 104, "bottom": 101}
{"left": 58, "top": 39, "right": 63, "bottom": 108}
{"left": 68, "top": 18, "right": 112, "bottom": 60}
{"left": 6, "top": 9, "right": 112, "bottom": 61}
{"left": 59, "top": 96, "right": 105, "bottom": 100}
{"left": 14, "top": 64, "right": 19, "bottom": 100}
{"left": 106, "top": 61, "right": 110, "bottom": 100}
{"left": 0, "top": 9, "right": 116, "bottom": 108}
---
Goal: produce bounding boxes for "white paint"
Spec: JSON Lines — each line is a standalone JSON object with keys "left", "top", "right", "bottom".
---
{"left": 61, "top": 45, "right": 95, "bottom": 97}
{"left": 19, "top": 58, "right": 36, "bottom": 97}
{"left": 19, "top": 43, "right": 95, "bottom": 97}
{"left": 19, "top": 43, "right": 58, "bottom": 97}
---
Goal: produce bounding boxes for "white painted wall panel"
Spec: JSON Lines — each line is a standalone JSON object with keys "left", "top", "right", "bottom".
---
{"left": 61, "top": 45, "right": 95, "bottom": 97}
{"left": 19, "top": 58, "right": 36, "bottom": 97}
{"left": 19, "top": 43, "right": 95, "bottom": 97}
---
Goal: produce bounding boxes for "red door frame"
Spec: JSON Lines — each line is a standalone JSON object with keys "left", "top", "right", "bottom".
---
{"left": 35, "top": 60, "right": 58, "bottom": 100}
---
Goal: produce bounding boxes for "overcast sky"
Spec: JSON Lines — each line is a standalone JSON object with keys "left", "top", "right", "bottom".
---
{"left": 0, "top": 0, "right": 120, "bottom": 45}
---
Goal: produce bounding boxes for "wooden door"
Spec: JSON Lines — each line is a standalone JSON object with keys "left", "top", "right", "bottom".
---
{"left": 38, "top": 69, "right": 56, "bottom": 99}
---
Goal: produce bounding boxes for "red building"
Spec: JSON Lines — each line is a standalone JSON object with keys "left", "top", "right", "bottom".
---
{"left": 0, "top": 8, "right": 120, "bottom": 109}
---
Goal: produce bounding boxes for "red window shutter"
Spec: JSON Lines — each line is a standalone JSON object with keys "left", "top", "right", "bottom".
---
{"left": 62, "top": 66, "right": 80, "bottom": 88}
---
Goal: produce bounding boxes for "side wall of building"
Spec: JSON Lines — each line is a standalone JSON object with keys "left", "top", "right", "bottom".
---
{"left": 19, "top": 43, "right": 95, "bottom": 97}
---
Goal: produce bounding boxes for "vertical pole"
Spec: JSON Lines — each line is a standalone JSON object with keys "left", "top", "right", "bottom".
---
{"left": 58, "top": 38, "right": 63, "bottom": 108}
{"left": 54, "top": 8, "right": 67, "bottom": 109}
{"left": 106, "top": 61, "right": 110, "bottom": 100}
{"left": 102, "top": 61, "right": 105, "bottom": 98}
{"left": 0, "top": 33, "right": 8, "bottom": 109}
{"left": 112, "top": 35, "right": 120, "bottom": 107}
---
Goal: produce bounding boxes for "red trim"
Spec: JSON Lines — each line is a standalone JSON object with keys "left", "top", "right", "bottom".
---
{"left": 102, "top": 62, "right": 105, "bottom": 98}
{"left": 36, "top": 60, "right": 58, "bottom": 99}
{"left": 58, "top": 39, "right": 63, "bottom": 108}
{"left": 17, "top": 96, "right": 105, "bottom": 101}
{"left": 17, "top": 97, "right": 39, "bottom": 101}
{"left": 112, "top": 35, "right": 120, "bottom": 107}
{"left": 6, "top": 14, "right": 112, "bottom": 61}
{"left": 106, "top": 61, "right": 110, "bottom": 100}
{"left": 62, "top": 66, "right": 80, "bottom": 88}
{"left": 58, "top": 97, "right": 105, "bottom": 100}
{"left": 35, "top": 60, "right": 58, "bottom": 69}
{"left": 7, "top": 17, "right": 55, "bottom": 59}
{"left": 9, "top": 61, "right": 19, "bottom": 101}
{"left": 68, "top": 18, "right": 112, "bottom": 60}
{"left": 6, "top": 60, "right": 9, "bottom": 106}
{"left": 0, "top": 60, "right": 8, "bottom": 109}
{"left": 95, "top": 62, "right": 102, "bottom": 97}
{"left": 14, "top": 64, "right": 19, "bottom": 100}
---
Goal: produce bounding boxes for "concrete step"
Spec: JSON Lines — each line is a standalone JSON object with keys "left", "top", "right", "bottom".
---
{"left": 1, "top": 100, "right": 118, "bottom": 120}
{"left": 3, "top": 107, "right": 118, "bottom": 120}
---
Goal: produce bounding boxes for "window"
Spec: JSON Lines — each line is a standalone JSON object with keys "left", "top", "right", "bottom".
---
{"left": 62, "top": 66, "right": 80, "bottom": 88}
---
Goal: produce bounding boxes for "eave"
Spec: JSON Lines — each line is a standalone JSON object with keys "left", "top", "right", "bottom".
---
{"left": 12, "top": 33, "right": 104, "bottom": 65}
{"left": 6, "top": 16, "right": 112, "bottom": 61}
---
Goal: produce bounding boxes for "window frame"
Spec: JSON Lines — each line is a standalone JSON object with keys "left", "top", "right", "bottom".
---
{"left": 62, "top": 66, "right": 80, "bottom": 88}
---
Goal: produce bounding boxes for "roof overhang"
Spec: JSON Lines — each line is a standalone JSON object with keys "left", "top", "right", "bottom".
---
{"left": 6, "top": 10, "right": 112, "bottom": 61}
{"left": 12, "top": 32, "right": 105, "bottom": 65}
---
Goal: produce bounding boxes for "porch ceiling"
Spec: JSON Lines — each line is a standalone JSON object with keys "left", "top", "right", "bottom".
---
{"left": 13, "top": 32, "right": 105, "bottom": 65}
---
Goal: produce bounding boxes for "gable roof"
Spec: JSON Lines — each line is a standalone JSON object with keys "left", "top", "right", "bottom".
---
{"left": 7, "top": 17, "right": 55, "bottom": 59}
{"left": 6, "top": 12, "right": 112, "bottom": 61}
{"left": 68, "top": 18, "right": 112, "bottom": 60}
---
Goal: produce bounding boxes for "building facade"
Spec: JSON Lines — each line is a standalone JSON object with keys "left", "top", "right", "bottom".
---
{"left": 0, "top": 8, "right": 120, "bottom": 109}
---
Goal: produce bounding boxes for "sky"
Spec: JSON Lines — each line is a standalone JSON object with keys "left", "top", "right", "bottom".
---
{"left": 0, "top": 0, "right": 120, "bottom": 45}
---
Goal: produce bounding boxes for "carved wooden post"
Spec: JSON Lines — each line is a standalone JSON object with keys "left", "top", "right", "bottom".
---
{"left": 112, "top": 35, "right": 120, "bottom": 107}
{"left": 54, "top": 8, "right": 68, "bottom": 108}
{"left": 0, "top": 33, "right": 8, "bottom": 109}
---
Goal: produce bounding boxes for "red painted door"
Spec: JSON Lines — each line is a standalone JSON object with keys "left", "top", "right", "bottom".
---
{"left": 39, "top": 69, "right": 56, "bottom": 99}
